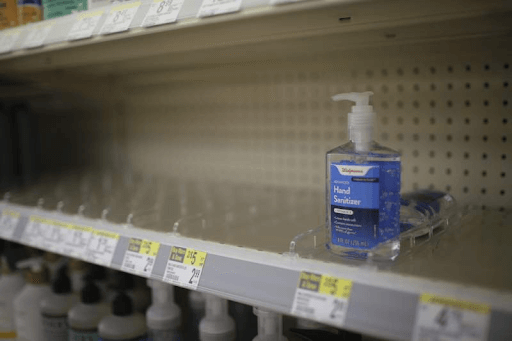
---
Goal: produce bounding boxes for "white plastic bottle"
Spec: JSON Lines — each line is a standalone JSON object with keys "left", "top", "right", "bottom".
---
{"left": 0, "top": 256, "right": 25, "bottom": 340}
{"left": 327, "top": 92, "right": 401, "bottom": 260}
{"left": 146, "top": 279, "right": 181, "bottom": 341}
{"left": 13, "top": 258, "right": 52, "bottom": 341}
{"left": 98, "top": 292, "right": 148, "bottom": 341}
{"left": 199, "top": 293, "right": 236, "bottom": 341}
{"left": 253, "top": 307, "right": 288, "bottom": 341}
{"left": 68, "top": 278, "right": 109, "bottom": 341}
{"left": 40, "top": 267, "right": 79, "bottom": 341}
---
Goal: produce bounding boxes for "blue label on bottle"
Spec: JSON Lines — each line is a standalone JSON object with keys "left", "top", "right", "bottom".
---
{"left": 330, "top": 161, "right": 400, "bottom": 249}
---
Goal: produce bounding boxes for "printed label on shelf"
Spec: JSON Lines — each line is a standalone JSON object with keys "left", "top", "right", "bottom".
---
{"left": 412, "top": 294, "right": 491, "bottom": 341}
{"left": 67, "top": 10, "right": 105, "bottom": 41}
{"left": 21, "top": 22, "right": 54, "bottom": 49}
{"left": 142, "top": 0, "right": 184, "bottom": 27}
{"left": 121, "top": 238, "right": 160, "bottom": 276}
{"left": 291, "top": 271, "right": 353, "bottom": 327}
{"left": 60, "top": 223, "right": 93, "bottom": 259}
{"left": 99, "top": 2, "right": 141, "bottom": 35}
{"left": 0, "top": 209, "right": 20, "bottom": 240}
{"left": 0, "top": 28, "right": 23, "bottom": 54}
{"left": 162, "top": 246, "right": 207, "bottom": 289}
{"left": 83, "top": 228, "right": 120, "bottom": 266}
{"left": 197, "top": 0, "right": 242, "bottom": 18}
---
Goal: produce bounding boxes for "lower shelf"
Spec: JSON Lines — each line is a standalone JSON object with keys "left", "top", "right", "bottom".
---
{"left": 0, "top": 201, "right": 511, "bottom": 340}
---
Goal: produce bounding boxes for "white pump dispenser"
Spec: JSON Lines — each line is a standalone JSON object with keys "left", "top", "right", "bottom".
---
{"left": 331, "top": 91, "right": 375, "bottom": 152}
{"left": 252, "top": 307, "right": 288, "bottom": 341}
{"left": 199, "top": 294, "right": 236, "bottom": 341}
{"left": 146, "top": 279, "right": 181, "bottom": 341}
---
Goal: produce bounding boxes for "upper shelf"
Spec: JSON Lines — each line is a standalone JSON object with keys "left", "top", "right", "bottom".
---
{"left": 1, "top": 0, "right": 511, "bottom": 75}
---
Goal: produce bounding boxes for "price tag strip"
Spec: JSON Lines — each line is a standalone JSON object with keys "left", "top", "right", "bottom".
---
{"left": 291, "top": 271, "right": 353, "bottom": 327}
{"left": 60, "top": 223, "right": 93, "bottom": 259}
{"left": 142, "top": 0, "right": 184, "bottom": 27}
{"left": 68, "top": 10, "right": 105, "bottom": 41}
{"left": 197, "top": 0, "right": 242, "bottom": 18}
{"left": 412, "top": 294, "right": 491, "bottom": 341}
{"left": 21, "top": 22, "right": 54, "bottom": 49}
{"left": 23, "top": 216, "right": 55, "bottom": 248}
{"left": 0, "top": 209, "right": 21, "bottom": 240}
{"left": 83, "top": 229, "right": 120, "bottom": 266}
{"left": 270, "top": 0, "right": 305, "bottom": 5}
{"left": 0, "top": 28, "right": 23, "bottom": 54}
{"left": 100, "top": 2, "right": 141, "bottom": 35}
{"left": 163, "top": 246, "right": 207, "bottom": 289}
{"left": 121, "top": 238, "right": 160, "bottom": 276}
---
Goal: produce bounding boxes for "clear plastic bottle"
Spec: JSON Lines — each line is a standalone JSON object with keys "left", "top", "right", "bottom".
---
{"left": 98, "top": 292, "right": 148, "bottom": 341}
{"left": 13, "top": 258, "right": 52, "bottom": 341}
{"left": 327, "top": 92, "right": 401, "bottom": 260}
{"left": 40, "top": 267, "right": 79, "bottom": 341}
{"left": 146, "top": 279, "right": 181, "bottom": 341}
{"left": 68, "top": 278, "right": 109, "bottom": 341}
{"left": 199, "top": 294, "right": 236, "bottom": 341}
{"left": 0, "top": 256, "right": 25, "bottom": 340}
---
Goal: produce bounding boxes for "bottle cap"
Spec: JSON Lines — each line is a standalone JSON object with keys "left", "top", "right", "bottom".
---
{"left": 81, "top": 279, "right": 102, "bottom": 304}
{"left": 112, "top": 292, "right": 133, "bottom": 316}
{"left": 52, "top": 266, "right": 72, "bottom": 294}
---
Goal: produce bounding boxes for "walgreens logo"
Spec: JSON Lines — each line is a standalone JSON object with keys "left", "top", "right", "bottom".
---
{"left": 333, "top": 165, "right": 375, "bottom": 176}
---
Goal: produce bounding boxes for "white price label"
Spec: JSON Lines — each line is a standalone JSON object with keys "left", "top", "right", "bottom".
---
{"left": 38, "top": 221, "right": 66, "bottom": 252}
{"left": 142, "top": 0, "right": 184, "bottom": 27}
{"left": 23, "top": 217, "right": 46, "bottom": 246}
{"left": 412, "top": 294, "right": 491, "bottom": 341}
{"left": 60, "top": 224, "right": 93, "bottom": 258}
{"left": 99, "top": 2, "right": 140, "bottom": 35}
{"left": 163, "top": 246, "right": 207, "bottom": 289}
{"left": 21, "top": 23, "right": 54, "bottom": 49}
{"left": 68, "top": 10, "right": 104, "bottom": 41}
{"left": 197, "top": 0, "right": 242, "bottom": 18}
{"left": 121, "top": 238, "right": 160, "bottom": 276}
{"left": 291, "top": 272, "right": 353, "bottom": 327}
{"left": 0, "top": 29, "right": 23, "bottom": 54}
{"left": 0, "top": 209, "right": 20, "bottom": 239}
{"left": 84, "top": 229, "right": 120, "bottom": 266}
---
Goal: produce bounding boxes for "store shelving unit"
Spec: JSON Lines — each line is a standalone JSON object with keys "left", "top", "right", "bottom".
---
{"left": 1, "top": 0, "right": 511, "bottom": 340}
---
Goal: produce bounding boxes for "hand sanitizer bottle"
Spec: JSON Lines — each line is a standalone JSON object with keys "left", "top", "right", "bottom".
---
{"left": 327, "top": 92, "right": 401, "bottom": 260}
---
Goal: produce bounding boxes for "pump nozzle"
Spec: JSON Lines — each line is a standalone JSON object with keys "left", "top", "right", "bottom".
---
{"left": 331, "top": 91, "right": 376, "bottom": 152}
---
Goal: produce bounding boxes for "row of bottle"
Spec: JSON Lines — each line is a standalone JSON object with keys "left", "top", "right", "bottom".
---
{"left": 0, "top": 243, "right": 369, "bottom": 341}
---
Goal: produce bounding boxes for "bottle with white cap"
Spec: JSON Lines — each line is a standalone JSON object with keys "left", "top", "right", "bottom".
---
{"left": 199, "top": 293, "right": 236, "bottom": 341}
{"left": 327, "top": 92, "right": 401, "bottom": 260}
{"left": 13, "top": 258, "right": 52, "bottom": 341}
{"left": 252, "top": 307, "right": 287, "bottom": 341}
{"left": 0, "top": 255, "right": 25, "bottom": 340}
{"left": 146, "top": 279, "right": 181, "bottom": 341}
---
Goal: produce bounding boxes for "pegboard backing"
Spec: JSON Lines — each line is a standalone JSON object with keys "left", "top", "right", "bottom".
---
{"left": 117, "top": 36, "right": 511, "bottom": 209}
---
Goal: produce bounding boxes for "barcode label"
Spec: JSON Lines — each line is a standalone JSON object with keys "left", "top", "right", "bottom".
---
{"left": 291, "top": 271, "right": 352, "bottom": 327}
{"left": 162, "top": 246, "right": 207, "bottom": 289}
{"left": 121, "top": 238, "right": 160, "bottom": 277}
{"left": 412, "top": 294, "right": 491, "bottom": 341}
